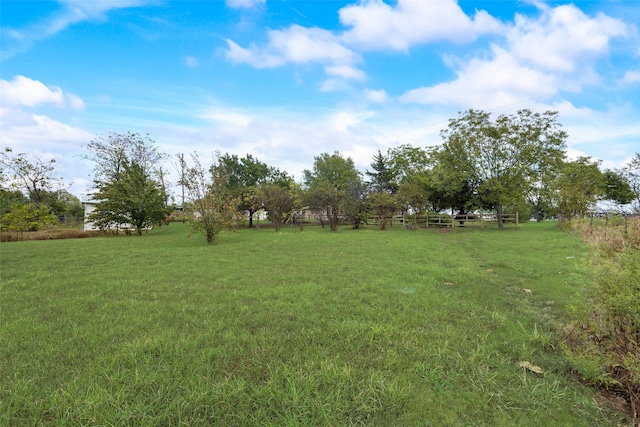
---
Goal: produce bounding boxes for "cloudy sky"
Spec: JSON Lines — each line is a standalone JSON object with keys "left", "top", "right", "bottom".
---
{"left": 1, "top": 0, "right": 639, "bottom": 199}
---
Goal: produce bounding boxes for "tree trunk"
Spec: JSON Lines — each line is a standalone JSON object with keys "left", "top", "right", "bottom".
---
{"left": 495, "top": 201, "right": 504, "bottom": 230}
{"left": 248, "top": 210, "right": 254, "bottom": 228}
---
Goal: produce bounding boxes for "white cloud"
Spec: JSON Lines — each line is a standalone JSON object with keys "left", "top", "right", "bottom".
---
{"left": 324, "top": 65, "right": 365, "bottom": 81}
{"left": 2, "top": 0, "right": 159, "bottom": 58}
{"left": 185, "top": 56, "right": 199, "bottom": 68}
{"left": 200, "top": 108, "right": 252, "bottom": 127}
{"left": 339, "top": 0, "right": 502, "bottom": 51}
{"left": 621, "top": 70, "right": 640, "bottom": 84}
{"left": 0, "top": 107, "right": 94, "bottom": 196}
{"left": 226, "top": 25, "right": 358, "bottom": 69}
{"left": 400, "top": 46, "right": 558, "bottom": 109}
{"left": 58, "top": 0, "right": 158, "bottom": 18}
{"left": 506, "top": 4, "right": 630, "bottom": 72}
{"left": 330, "top": 111, "right": 374, "bottom": 132}
{"left": 400, "top": 4, "right": 629, "bottom": 110}
{"left": 225, "top": 0, "right": 265, "bottom": 9}
{"left": 1, "top": 75, "right": 85, "bottom": 110}
{"left": 364, "top": 89, "right": 388, "bottom": 103}
{"left": 319, "top": 79, "right": 351, "bottom": 93}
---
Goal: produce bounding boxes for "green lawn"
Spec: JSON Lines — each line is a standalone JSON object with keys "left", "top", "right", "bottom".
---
{"left": 0, "top": 222, "right": 629, "bottom": 426}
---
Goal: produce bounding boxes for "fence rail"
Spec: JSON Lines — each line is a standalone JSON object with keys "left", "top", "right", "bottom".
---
{"left": 366, "top": 212, "right": 519, "bottom": 229}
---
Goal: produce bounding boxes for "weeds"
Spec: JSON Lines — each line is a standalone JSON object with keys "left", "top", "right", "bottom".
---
{"left": 564, "top": 217, "right": 640, "bottom": 421}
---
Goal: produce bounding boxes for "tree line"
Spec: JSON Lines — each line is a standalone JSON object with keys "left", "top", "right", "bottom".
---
{"left": 1, "top": 109, "right": 638, "bottom": 242}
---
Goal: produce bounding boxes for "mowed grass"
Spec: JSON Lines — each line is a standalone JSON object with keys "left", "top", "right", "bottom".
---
{"left": 0, "top": 222, "right": 628, "bottom": 426}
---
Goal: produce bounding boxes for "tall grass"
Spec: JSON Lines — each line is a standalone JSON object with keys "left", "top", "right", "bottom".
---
{"left": 564, "top": 217, "right": 640, "bottom": 421}
{"left": 0, "top": 222, "right": 631, "bottom": 425}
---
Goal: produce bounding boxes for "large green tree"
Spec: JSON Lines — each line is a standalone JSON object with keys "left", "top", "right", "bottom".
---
{"left": 303, "top": 152, "right": 361, "bottom": 232}
{"left": 553, "top": 157, "right": 605, "bottom": 219}
{"left": 439, "top": 109, "right": 567, "bottom": 229}
{"left": 88, "top": 160, "right": 169, "bottom": 234}
{"left": 86, "top": 132, "right": 169, "bottom": 233}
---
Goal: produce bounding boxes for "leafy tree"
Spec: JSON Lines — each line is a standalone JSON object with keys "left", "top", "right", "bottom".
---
{"left": 385, "top": 144, "right": 433, "bottom": 193}
{"left": 602, "top": 170, "right": 635, "bottom": 206}
{"left": 86, "top": 132, "right": 169, "bottom": 234}
{"left": 303, "top": 152, "right": 361, "bottom": 232}
{"left": 439, "top": 109, "right": 567, "bottom": 229}
{"left": 256, "top": 182, "right": 295, "bottom": 231}
{"left": 40, "top": 189, "right": 84, "bottom": 218}
{"left": 342, "top": 180, "right": 368, "bottom": 229}
{"left": 89, "top": 160, "right": 169, "bottom": 234}
{"left": 86, "top": 132, "right": 165, "bottom": 187}
{"left": 182, "top": 154, "right": 240, "bottom": 244}
{"left": 526, "top": 159, "right": 562, "bottom": 221}
{"left": 426, "top": 148, "right": 475, "bottom": 214}
{"left": 553, "top": 157, "right": 605, "bottom": 220}
{"left": 397, "top": 182, "right": 429, "bottom": 213}
{"left": 213, "top": 154, "right": 292, "bottom": 228}
{"left": 368, "top": 191, "right": 397, "bottom": 230}
{"left": 0, "top": 148, "right": 62, "bottom": 206}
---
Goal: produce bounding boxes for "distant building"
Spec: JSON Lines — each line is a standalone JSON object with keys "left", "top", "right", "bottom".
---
{"left": 82, "top": 201, "right": 151, "bottom": 232}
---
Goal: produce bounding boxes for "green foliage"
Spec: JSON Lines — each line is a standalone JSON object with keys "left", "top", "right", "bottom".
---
{"left": 366, "top": 149, "right": 398, "bottom": 193}
{"left": 439, "top": 109, "right": 567, "bottom": 228}
{"left": 603, "top": 170, "right": 635, "bottom": 206}
{"left": 303, "top": 152, "right": 362, "bottom": 232}
{"left": 183, "top": 154, "right": 240, "bottom": 244}
{"left": 89, "top": 160, "right": 169, "bottom": 234}
{"left": 256, "top": 182, "right": 296, "bottom": 231}
{"left": 367, "top": 191, "right": 397, "bottom": 230}
{"left": 341, "top": 180, "right": 368, "bottom": 229}
{"left": 554, "top": 157, "right": 605, "bottom": 220}
{"left": 86, "top": 132, "right": 165, "bottom": 187}
{"left": 0, "top": 203, "right": 57, "bottom": 233}
{"left": 86, "top": 132, "right": 169, "bottom": 235}
{"left": 214, "top": 153, "right": 291, "bottom": 227}
{"left": 0, "top": 188, "right": 27, "bottom": 216}
{"left": 0, "top": 148, "right": 62, "bottom": 206}
{"left": 39, "top": 189, "right": 84, "bottom": 218}
{"left": 386, "top": 144, "right": 432, "bottom": 187}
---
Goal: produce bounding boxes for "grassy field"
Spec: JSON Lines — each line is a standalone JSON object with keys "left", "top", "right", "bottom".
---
{"left": 0, "top": 222, "right": 631, "bottom": 426}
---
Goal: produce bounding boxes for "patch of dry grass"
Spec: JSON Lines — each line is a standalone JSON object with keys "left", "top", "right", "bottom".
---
{"left": 0, "top": 227, "right": 110, "bottom": 242}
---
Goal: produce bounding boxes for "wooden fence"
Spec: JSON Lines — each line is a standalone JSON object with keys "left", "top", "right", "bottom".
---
{"left": 367, "top": 212, "right": 519, "bottom": 229}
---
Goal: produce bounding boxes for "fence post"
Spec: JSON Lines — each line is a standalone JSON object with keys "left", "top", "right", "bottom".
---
{"left": 516, "top": 211, "right": 519, "bottom": 229}
{"left": 625, "top": 214, "right": 628, "bottom": 236}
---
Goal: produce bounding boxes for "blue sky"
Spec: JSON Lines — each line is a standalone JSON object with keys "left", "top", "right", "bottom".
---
{"left": 1, "top": 0, "right": 639, "bottom": 199}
